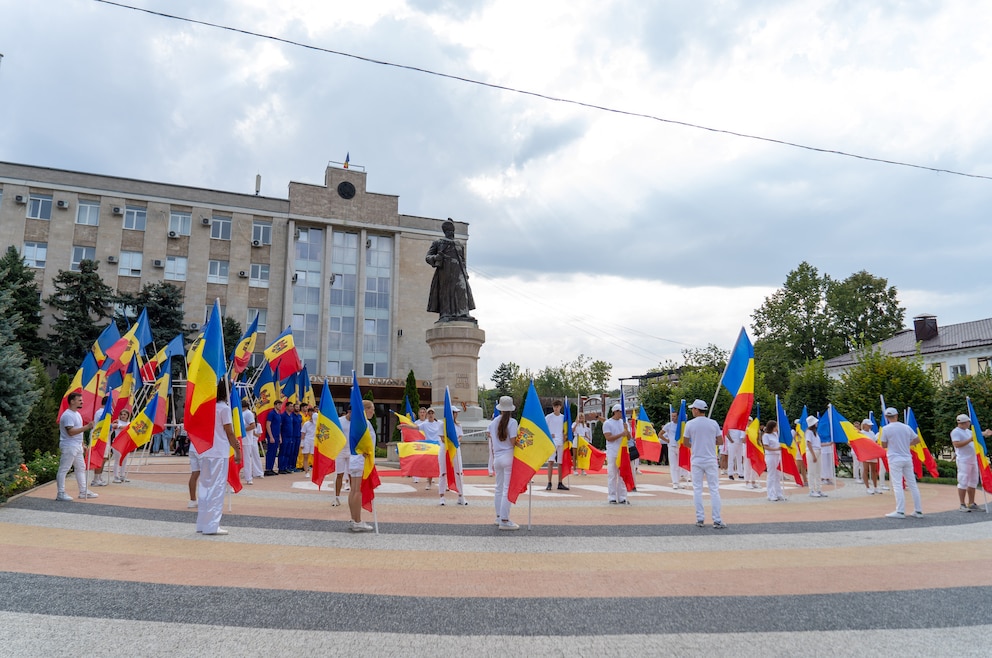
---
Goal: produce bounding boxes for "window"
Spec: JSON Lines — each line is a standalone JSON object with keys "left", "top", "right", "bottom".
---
{"left": 207, "top": 259, "right": 229, "bottom": 284}
{"left": 252, "top": 220, "right": 272, "bottom": 245}
{"left": 978, "top": 357, "right": 992, "bottom": 373}
{"left": 22, "top": 242, "right": 47, "bottom": 268}
{"left": 210, "top": 215, "right": 232, "bottom": 240}
{"left": 118, "top": 251, "right": 142, "bottom": 277}
{"left": 950, "top": 364, "right": 968, "bottom": 380}
{"left": 204, "top": 304, "right": 226, "bottom": 323}
{"left": 247, "top": 308, "right": 267, "bottom": 334}
{"left": 165, "top": 256, "right": 187, "bottom": 281}
{"left": 123, "top": 205, "right": 147, "bottom": 230}
{"left": 249, "top": 263, "right": 269, "bottom": 288}
{"left": 76, "top": 200, "right": 100, "bottom": 226}
{"left": 169, "top": 210, "right": 192, "bottom": 236}
{"left": 71, "top": 246, "right": 95, "bottom": 271}
{"left": 27, "top": 194, "right": 53, "bottom": 220}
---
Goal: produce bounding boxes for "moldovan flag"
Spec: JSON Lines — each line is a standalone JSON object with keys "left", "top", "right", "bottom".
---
{"left": 966, "top": 397, "right": 992, "bottom": 494}
{"left": 776, "top": 396, "right": 803, "bottom": 485}
{"left": 720, "top": 327, "right": 755, "bottom": 435}
{"left": 253, "top": 363, "right": 279, "bottom": 436}
{"left": 141, "top": 334, "right": 184, "bottom": 381}
{"left": 150, "top": 372, "right": 171, "bottom": 433}
{"left": 827, "top": 405, "right": 887, "bottom": 463}
{"left": 312, "top": 380, "right": 347, "bottom": 488}
{"left": 575, "top": 432, "right": 606, "bottom": 472}
{"left": 87, "top": 396, "right": 114, "bottom": 470}
{"left": 508, "top": 381, "right": 556, "bottom": 503}
{"left": 675, "top": 399, "right": 692, "bottom": 471}
{"left": 398, "top": 441, "right": 441, "bottom": 477}
{"left": 112, "top": 394, "right": 159, "bottom": 464}
{"left": 264, "top": 327, "right": 303, "bottom": 379}
{"left": 60, "top": 352, "right": 99, "bottom": 424}
{"left": 230, "top": 313, "right": 259, "bottom": 377}
{"left": 905, "top": 407, "right": 939, "bottom": 478}
{"left": 112, "top": 355, "right": 142, "bottom": 421}
{"left": 394, "top": 410, "right": 426, "bottom": 442}
{"left": 635, "top": 405, "right": 662, "bottom": 463}
{"left": 227, "top": 394, "right": 246, "bottom": 494}
{"left": 103, "top": 308, "right": 153, "bottom": 377}
{"left": 184, "top": 300, "right": 227, "bottom": 455}
{"left": 745, "top": 415, "right": 765, "bottom": 475}
{"left": 616, "top": 394, "right": 636, "bottom": 492}
{"left": 560, "top": 399, "right": 574, "bottom": 479}
{"left": 349, "top": 372, "right": 379, "bottom": 512}
{"left": 795, "top": 406, "right": 809, "bottom": 465}
{"left": 442, "top": 387, "right": 460, "bottom": 493}
{"left": 91, "top": 322, "right": 121, "bottom": 368}
{"left": 300, "top": 367, "right": 315, "bottom": 407}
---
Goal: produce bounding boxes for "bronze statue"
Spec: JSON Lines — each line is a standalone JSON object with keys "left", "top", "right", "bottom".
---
{"left": 426, "top": 219, "right": 476, "bottom": 323}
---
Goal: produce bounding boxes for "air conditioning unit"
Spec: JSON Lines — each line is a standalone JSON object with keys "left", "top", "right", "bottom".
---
{"left": 238, "top": 270, "right": 248, "bottom": 278}
{"left": 57, "top": 200, "right": 70, "bottom": 210}
{"left": 112, "top": 206, "right": 123, "bottom": 215}
{"left": 200, "top": 216, "right": 211, "bottom": 226}
{"left": 189, "top": 322, "right": 200, "bottom": 331}
{"left": 106, "top": 255, "right": 119, "bottom": 264}
{"left": 291, "top": 273, "right": 298, "bottom": 284}
{"left": 168, "top": 230, "right": 178, "bottom": 239}
{"left": 251, "top": 239, "right": 261, "bottom": 247}
{"left": 14, "top": 195, "right": 26, "bottom": 204}
{"left": 153, "top": 259, "right": 165, "bottom": 268}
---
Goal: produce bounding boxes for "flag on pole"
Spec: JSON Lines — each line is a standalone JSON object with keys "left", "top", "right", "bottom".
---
{"left": 184, "top": 300, "right": 226, "bottom": 455}
{"left": 775, "top": 396, "right": 804, "bottom": 485}
{"left": 300, "top": 367, "right": 315, "bottom": 407}
{"left": 103, "top": 308, "right": 152, "bottom": 376}
{"left": 617, "top": 393, "right": 636, "bottom": 492}
{"left": 442, "top": 387, "right": 460, "bottom": 493}
{"left": 230, "top": 313, "right": 259, "bottom": 377}
{"left": 140, "top": 334, "right": 184, "bottom": 381}
{"left": 252, "top": 363, "right": 279, "bottom": 438}
{"left": 827, "top": 405, "right": 888, "bottom": 462}
{"left": 60, "top": 352, "right": 100, "bottom": 424}
{"left": 112, "top": 355, "right": 143, "bottom": 421}
{"left": 87, "top": 396, "right": 114, "bottom": 470}
{"left": 966, "top": 397, "right": 992, "bottom": 494}
{"left": 91, "top": 323, "right": 121, "bottom": 368}
{"left": 634, "top": 405, "right": 662, "bottom": 463}
{"left": 560, "top": 398, "right": 574, "bottom": 479}
{"left": 745, "top": 415, "right": 765, "bottom": 475}
{"left": 720, "top": 327, "right": 755, "bottom": 435}
{"left": 312, "top": 380, "right": 347, "bottom": 488}
{"left": 905, "top": 407, "right": 939, "bottom": 478}
{"left": 575, "top": 427, "right": 606, "bottom": 472}
{"left": 227, "top": 394, "right": 246, "bottom": 493}
{"left": 508, "top": 381, "right": 556, "bottom": 503}
{"left": 343, "top": 152, "right": 350, "bottom": 169}
{"left": 150, "top": 371, "right": 171, "bottom": 434}
{"left": 264, "top": 327, "right": 303, "bottom": 379}
{"left": 398, "top": 441, "right": 441, "bottom": 477}
{"left": 675, "top": 399, "right": 691, "bottom": 471}
{"left": 349, "top": 372, "right": 379, "bottom": 511}
{"left": 112, "top": 394, "right": 159, "bottom": 464}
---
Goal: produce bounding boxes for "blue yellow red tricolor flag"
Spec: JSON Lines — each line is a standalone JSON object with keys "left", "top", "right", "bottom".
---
{"left": 398, "top": 440, "right": 441, "bottom": 477}
{"left": 228, "top": 394, "right": 246, "bottom": 493}
{"left": 442, "top": 387, "right": 460, "bottom": 493}
{"left": 776, "top": 396, "right": 803, "bottom": 485}
{"left": 560, "top": 398, "right": 574, "bottom": 479}
{"left": 635, "top": 405, "right": 662, "bottom": 463}
{"left": 87, "top": 395, "right": 114, "bottom": 471}
{"left": 966, "top": 397, "right": 992, "bottom": 494}
{"left": 905, "top": 407, "right": 939, "bottom": 478}
{"left": 312, "top": 380, "right": 347, "bottom": 488}
{"left": 675, "top": 399, "right": 691, "bottom": 471}
{"left": 112, "top": 393, "right": 159, "bottom": 464}
{"left": 91, "top": 322, "right": 121, "bottom": 368}
{"left": 617, "top": 393, "right": 636, "bottom": 491}
{"left": 230, "top": 313, "right": 259, "bottom": 377}
{"left": 60, "top": 352, "right": 100, "bottom": 424}
{"left": 264, "top": 327, "right": 302, "bottom": 380}
{"left": 746, "top": 415, "right": 765, "bottom": 475}
{"left": 508, "top": 381, "right": 556, "bottom": 503}
{"left": 184, "top": 300, "right": 226, "bottom": 454}
{"left": 252, "top": 363, "right": 279, "bottom": 437}
{"left": 827, "top": 404, "right": 887, "bottom": 463}
{"left": 349, "top": 372, "right": 380, "bottom": 511}
{"left": 720, "top": 327, "right": 755, "bottom": 435}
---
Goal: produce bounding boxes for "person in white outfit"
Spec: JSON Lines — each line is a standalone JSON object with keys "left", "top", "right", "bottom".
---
{"left": 861, "top": 419, "right": 879, "bottom": 494}
{"left": 300, "top": 408, "right": 316, "bottom": 476}
{"left": 112, "top": 408, "right": 132, "bottom": 483}
{"left": 602, "top": 403, "right": 629, "bottom": 504}
{"left": 880, "top": 407, "right": 923, "bottom": 519}
{"left": 572, "top": 413, "right": 592, "bottom": 475}
{"left": 762, "top": 420, "right": 784, "bottom": 501}
{"left": 488, "top": 396, "right": 519, "bottom": 530}
{"left": 422, "top": 409, "right": 443, "bottom": 491}
{"left": 725, "top": 427, "right": 746, "bottom": 481}
{"left": 820, "top": 435, "right": 836, "bottom": 486}
{"left": 544, "top": 401, "right": 567, "bottom": 490}
{"left": 438, "top": 408, "right": 467, "bottom": 506}
{"left": 56, "top": 392, "right": 96, "bottom": 501}
{"left": 805, "top": 416, "right": 826, "bottom": 498}
{"left": 683, "top": 399, "right": 726, "bottom": 529}
{"left": 195, "top": 381, "right": 241, "bottom": 535}
{"left": 661, "top": 411, "right": 684, "bottom": 489}
{"left": 241, "top": 403, "right": 263, "bottom": 484}
{"left": 950, "top": 414, "right": 979, "bottom": 512}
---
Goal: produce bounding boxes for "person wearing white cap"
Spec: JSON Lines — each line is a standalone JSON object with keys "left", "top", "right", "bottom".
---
{"left": 488, "top": 396, "right": 520, "bottom": 529}
{"left": 880, "top": 407, "right": 923, "bottom": 519}
{"left": 860, "top": 418, "right": 880, "bottom": 494}
{"left": 661, "top": 410, "right": 684, "bottom": 489}
{"left": 602, "top": 403, "right": 630, "bottom": 504}
{"left": 683, "top": 399, "right": 726, "bottom": 529}
{"left": 804, "top": 416, "right": 826, "bottom": 498}
{"left": 950, "top": 414, "right": 979, "bottom": 512}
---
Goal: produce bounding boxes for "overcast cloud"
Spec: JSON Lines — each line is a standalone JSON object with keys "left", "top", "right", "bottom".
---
{"left": 2, "top": 0, "right": 991, "bottom": 388}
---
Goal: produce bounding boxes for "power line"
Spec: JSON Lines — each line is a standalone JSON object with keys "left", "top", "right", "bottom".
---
{"left": 93, "top": 0, "right": 992, "bottom": 182}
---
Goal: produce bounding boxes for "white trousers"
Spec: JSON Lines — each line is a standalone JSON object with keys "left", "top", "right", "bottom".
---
{"left": 57, "top": 442, "right": 87, "bottom": 495}
{"left": 196, "top": 456, "right": 227, "bottom": 534}
{"left": 820, "top": 444, "right": 836, "bottom": 481}
{"left": 765, "top": 453, "right": 783, "bottom": 500}
{"left": 727, "top": 440, "right": 745, "bottom": 478}
{"left": 691, "top": 460, "right": 722, "bottom": 524}
{"left": 807, "top": 451, "right": 822, "bottom": 493}
{"left": 889, "top": 458, "right": 922, "bottom": 514}
{"left": 606, "top": 441, "right": 625, "bottom": 502}
{"left": 492, "top": 451, "right": 513, "bottom": 521}
{"left": 244, "top": 438, "right": 264, "bottom": 478}
{"left": 438, "top": 448, "right": 464, "bottom": 496}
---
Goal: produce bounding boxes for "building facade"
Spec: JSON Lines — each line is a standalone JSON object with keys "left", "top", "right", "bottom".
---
{"left": 0, "top": 160, "right": 464, "bottom": 394}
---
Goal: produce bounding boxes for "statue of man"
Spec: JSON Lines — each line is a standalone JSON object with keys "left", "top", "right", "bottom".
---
{"left": 426, "top": 219, "right": 476, "bottom": 323}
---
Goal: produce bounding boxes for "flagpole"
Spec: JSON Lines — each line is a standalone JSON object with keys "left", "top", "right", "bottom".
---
{"left": 373, "top": 500, "right": 379, "bottom": 534}
{"left": 527, "top": 480, "right": 533, "bottom": 531}
{"left": 709, "top": 328, "right": 743, "bottom": 418}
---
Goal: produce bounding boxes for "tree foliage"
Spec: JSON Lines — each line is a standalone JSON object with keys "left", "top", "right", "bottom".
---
{"left": 931, "top": 372, "right": 992, "bottom": 457}
{"left": 17, "top": 359, "right": 59, "bottom": 457}
{"left": 826, "top": 270, "right": 905, "bottom": 353}
{"left": 784, "top": 359, "right": 831, "bottom": 421}
{"left": 0, "top": 246, "right": 44, "bottom": 361}
{"left": 0, "top": 285, "right": 38, "bottom": 481}
{"left": 44, "top": 260, "right": 114, "bottom": 373}
{"left": 222, "top": 316, "right": 243, "bottom": 360}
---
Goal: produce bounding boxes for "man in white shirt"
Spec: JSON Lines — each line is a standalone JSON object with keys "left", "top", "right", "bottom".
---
{"left": 683, "top": 399, "right": 726, "bottom": 529}
{"left": 950, "top": 414, "right": 979, "bottom": 511}
{"left": 602, "top": 403, "right": 629, "bottom": 504}
{"left": 56, "top": 392, "right": 96, "bottom": 501}
{"left": 880, "top": 407, "right": 923, "bottom": 519}
{"left": 661, "top": 411, "right": 683, "bottom": 489}
{"left": 545, "top": 400, "right": 567, "bottom": 491}
{"left": 805, "top": 416, "right": 826, "bottom": 498}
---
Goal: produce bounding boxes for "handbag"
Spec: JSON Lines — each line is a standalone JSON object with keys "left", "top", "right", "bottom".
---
{"left": 628, "top": 445, "right": 640, "bottom": 461}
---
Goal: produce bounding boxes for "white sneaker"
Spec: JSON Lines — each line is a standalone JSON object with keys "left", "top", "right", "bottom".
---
{"left": 912, "top": 511, "right": 924, "bottom": 518}
{"left": 457, "top": 497, "right": 468, "bottom": 505}
{"left": 55, "top": 492, "right": 73, "bottom": 502}
{"left": 866, "top": 487, "right": 875, "bottom": 495}
{"left": 331, "top": 497, "right": 341, "bottom": 507}
{"left": 204, "top": 528, "right": 229, "bottom": 536}
{"left": 885, "top": 511, "right": 906, "bottom": 519}
{"left": 498, "top": 520, "right": 520, "bottom": 530}
{"left": 79, "top": 491, "right": 98, "bottom": 499}
{"left": 881, "top": 485, "right": 890, "bottom": 491}
{"left": 349, "top": 520, "right": 373, "bottom": 532}
{"left": 439, "top": 498, "right": 446, "bottom": 506}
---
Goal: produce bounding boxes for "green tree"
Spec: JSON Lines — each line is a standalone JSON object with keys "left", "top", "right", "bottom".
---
{"left": 588, "top": 360, "right": 612, "bottom": 392}
{"left": 115, "top": 281, "right": 186, "bottom": 348}
{"left": 931, "top": 372, "right": 992, "bottom": 457}
{"left": 45, "top": 260, "right": 114, "bottom": 373}
{"left": 827, "top": 270, "right": 905, "bottom": 353}
{"left": 639, "top": 379, "right": 674, "bottom": 426}
{"left": 0, "top": 246, "right": 44, "bottom": 360}
{"left": 535, "top": 364, "right": 568, "bottom": 398}
{"left": 0, "top": 285, "right": 38, "bottom": 483}
{"left": 17, "top": 359, "right": 59, "bottom": 457}
{"left": 222, "top": 316, "right": 243, "bottom": 359}
{"left": 753, "top": 338, "right": 793, "bottom": 400}
{"left": 831, "top": 345, "right": 937, "bottom": 442}
{"left": 491, "top": 362, "right": 520, "bottom": 396}
{"left": 784, "top": 359, "right": 831, "bottom": 421}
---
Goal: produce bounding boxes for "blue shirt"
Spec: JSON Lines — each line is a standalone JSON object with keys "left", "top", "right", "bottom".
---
{"left": 266, "top": 410, "right": 282, "bottom": 438}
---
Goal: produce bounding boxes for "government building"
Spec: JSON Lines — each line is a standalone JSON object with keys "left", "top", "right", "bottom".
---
{"left": 0, "top": 160, "right": 464, "bottom": 404}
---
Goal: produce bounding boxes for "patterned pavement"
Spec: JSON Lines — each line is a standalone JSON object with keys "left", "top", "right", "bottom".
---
{"left": 2, "top": 459, "right": 991, "bottom": 656}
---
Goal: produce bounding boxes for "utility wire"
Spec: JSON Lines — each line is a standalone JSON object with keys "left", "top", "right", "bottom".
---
{"left": 94, "top": 0, "right": 992, "bottom": 182}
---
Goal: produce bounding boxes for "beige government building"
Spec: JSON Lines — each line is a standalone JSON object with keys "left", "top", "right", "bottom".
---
{"left": 0, "top": 160, "right": 465, "bottom": 405}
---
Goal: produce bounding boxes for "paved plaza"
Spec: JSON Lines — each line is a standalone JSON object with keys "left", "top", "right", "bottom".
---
{"left": 2, "top": 458, "right": 991, "bottom": 656}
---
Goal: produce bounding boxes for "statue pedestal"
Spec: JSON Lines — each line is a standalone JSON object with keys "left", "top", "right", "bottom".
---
{"left": 426, "top": 322, "right": 490, "bottom": 465}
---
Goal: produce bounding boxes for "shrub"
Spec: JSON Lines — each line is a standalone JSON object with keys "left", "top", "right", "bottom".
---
{"left": 27, "top": 450, "right": 60, "bottom": 485}
{"left": 0, "top": 463, "right": 36, "bottom": 502}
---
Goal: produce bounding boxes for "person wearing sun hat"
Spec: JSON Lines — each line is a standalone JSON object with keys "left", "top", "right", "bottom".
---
{"left": 601, "top": 402, "right": 629, "bottom": 504}
{"left": 880, "top": 407, "right": 923, "bottom": 519}
{"left": 950, "top": 413, "right": 979, "bottom": 512}
{"left": 488, "top": 396, "right": 520, "bottom": 530}
{"left": 804, "top": 415, "right": 826, "bottom": 498}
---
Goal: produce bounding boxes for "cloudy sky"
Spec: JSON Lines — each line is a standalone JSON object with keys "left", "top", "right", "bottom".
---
{"left": 3, "top": 0, "right": 992, "bottom": 389}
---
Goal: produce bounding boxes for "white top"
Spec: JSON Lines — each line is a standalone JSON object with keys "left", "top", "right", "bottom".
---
{"left": 59, "top": 409, "right": 83, "bottom": 445}
{"left": 684, "top": 415, "right": 722, "bottom": 464}
{"left": 661, "top": 421, "right": 677, "bottom": 444}
{"left": 880, "top": 420, "right": 916, "bottom": 460}
{"left": 761, "top": 432, "right": 781, "bottom": 451}
{"left": 545, "top": 412, "right": 564, "bottom": 446}
{"left": 422, "top": 419, "right": 442, "bottom": 443}
{"left": 243, "top": 408, "right": 258, "bottom": 440}
{"left": 302, "top": 418, "right": 316, "bottom": 442}
{"left": 601, "top": 417, "right": 626, "bottom": 444}
{"left": 572, "top": 422, "right": 591, "bottom": 441}
{"left": 487, "top": 414, "right": 518, "bottom": 455}
{"left": 726, "top": 428, "right": 745, "bottom": 445}
{"left": 200, "top": 401, "right": 233, "bottom": 459}
{"left": 951, "top": 426, "right": 977, "bottom": 460}
{"left": 805, "top": 429, "right": 821, "bottom": 452}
